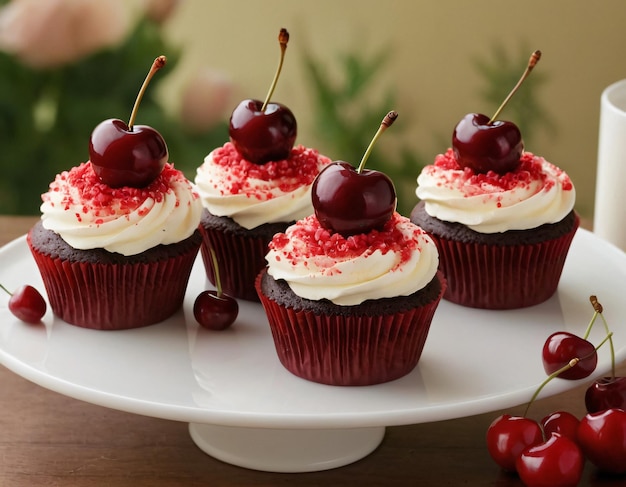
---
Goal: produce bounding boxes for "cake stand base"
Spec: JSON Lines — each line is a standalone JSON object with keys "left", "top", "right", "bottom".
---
{"left": 188, "top": 423, "right": 386, "bottom": 472}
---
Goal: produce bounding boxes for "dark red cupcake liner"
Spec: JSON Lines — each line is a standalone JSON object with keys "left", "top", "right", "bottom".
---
{"left": 255, "top": 270, "right": 446, "bottom": 386}
{"left": 434, "top": 215, "right": 579, "bottom": 309}
{"left": 199, "top": 224, "right": 272, "bottom": 302}
{"left": 27, "top": 232, "right": 200, "bottom": 330}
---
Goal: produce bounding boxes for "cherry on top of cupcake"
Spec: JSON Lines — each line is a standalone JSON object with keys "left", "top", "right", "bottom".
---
{"left": 229, "top": 28, "right": 297, "bottom": 165}
{"left": 210, "top": 142, "right": 325, "bottom": 196}
{"left": 89, "top": 56, "right": 169, "bottom": 189}
{"left": 312, "top": 111, "right": 398, "bottom": 237}
{"left": 44, "top": 162, "right": 191, "bottom": 222}
{"left": 452, "top": 50, "right": 541, "bottom": 175}
{"left": 270, "top": 212, "right": 423, "bottom": 267}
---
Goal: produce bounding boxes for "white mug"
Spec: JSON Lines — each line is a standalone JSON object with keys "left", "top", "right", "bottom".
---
{"left": 594, "top": 79, "right": 626, "bottom": 251}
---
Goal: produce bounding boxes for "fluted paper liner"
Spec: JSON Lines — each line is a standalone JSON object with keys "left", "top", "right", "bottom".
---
{"left": 255, "top": 271, "right": 446, "bottom": 386}
{"left": 435, "top": 215, "right": 579, "bottom": 309}
{"left": 28, "top": 233, "right": 200, "bottom": 330}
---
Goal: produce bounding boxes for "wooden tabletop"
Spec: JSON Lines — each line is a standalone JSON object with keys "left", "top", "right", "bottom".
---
{"left": 1, "top": 215, "right": 624, "bottom": 487}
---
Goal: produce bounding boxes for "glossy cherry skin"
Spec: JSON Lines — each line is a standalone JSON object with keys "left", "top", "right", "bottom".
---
{"left": 541, "top": 411, "right": 580, "bottom": 442}
{"left": 8, "top": 285, "right": 47, "bottom": 324}
{"left": 452, "top": 113, "right": 523, "bottom": 174}
{"left": 312, "top": 161, "right": 397, "bottom": 236}
{"left": 577, "top": 408, "right": 626, "bottom": 474}
{"left": 486, "top": 414, "right": 543, "bottom": 472}
{"left": 542, "top": 331, "right": 597, "bottom": 380}
{"left": 229, "top": 99, "right": 297, "bottom": 164}
{"left": 193, "top": 290, "right": 238, "bottom": 331}
{"left": 516, "top": 433, "right": 584, "bottom": 487}
{"left": 89, "top": 118, "right": 168, "bottom": 188}
{"left": 585, "top": 376, "right": 626, "bottom": 413}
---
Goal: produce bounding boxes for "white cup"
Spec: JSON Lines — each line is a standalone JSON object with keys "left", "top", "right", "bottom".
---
{"left": 594, "top": 80, "right": 626, "bottom": 251}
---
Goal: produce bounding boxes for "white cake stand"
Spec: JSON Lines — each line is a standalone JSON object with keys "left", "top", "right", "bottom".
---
{"left": 1, "top": 229, "right": 625, "bottom": 472}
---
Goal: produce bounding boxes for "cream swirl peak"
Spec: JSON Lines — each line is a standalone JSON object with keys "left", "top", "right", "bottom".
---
{"left": 40, "top": 162, "right": 202, "bottom": 256}
{"left": 416, "top": 149, "right": 576, "bottom": 233}
{"left": 195, "top": 142, "right": 331, "bottom": 229}
{"left": 266, "top": 213, "right": 439, "bottom": 306}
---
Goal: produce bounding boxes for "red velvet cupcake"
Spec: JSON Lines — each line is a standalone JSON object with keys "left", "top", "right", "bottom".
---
{"left": 411, "top": 149, "right": 578, "bottom": 309}
{"left": 28, "top": 162, "right": 203, "bottom": 330}
{"left": 195, "top": 142, "right": 331, "bottom": 301}
{"left": 256, "top": 213, "right": 445, "bottom": 386}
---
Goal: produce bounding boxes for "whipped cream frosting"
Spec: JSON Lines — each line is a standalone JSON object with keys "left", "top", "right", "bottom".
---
{"left": 266, "top": 213, "right": 440, "bottom": 306}
{"left": 40, "top": 162, "right": 203, "bottom": 256}
{"left": 416, "top": 149, "right": 576, "bottom": 233}
{"left": 195, "top": 142, "right": 331, "bottom": 229}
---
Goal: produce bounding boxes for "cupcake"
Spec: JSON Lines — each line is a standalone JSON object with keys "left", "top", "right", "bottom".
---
{"left": 411, "top": 148, "right": 578, "bottom": 309}
{"left": 195, "top": 142, "right": 331, "bottom": 301}
{"left": 256, "top": 212, "right": 445, "bottom": 386}
{"left": 28, "top": 161, "right": 203, "bottom": 330}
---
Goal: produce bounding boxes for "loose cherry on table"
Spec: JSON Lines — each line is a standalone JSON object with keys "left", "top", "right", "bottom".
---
{"left": 452, "top": 50, "right": 541, "bottom": 175}
{"left": 229, "top": 28, "right": 297, "bottom": 164}
{"left": 1, "top": 283, "right": 46, "bottom": 324}
{"left": 577, "top": 408, "right": 626, "bottom": 475}
{"left": 193, "top": 248, "right": 238, "bottom": 330}
{"left": 541, "top": 411, "right": 580, "bottom": 442}
{"left": 515, "top": 433, "right": 584, "bottom": 487}
{"left": 312, "top": 111, "right": 398, "bottom": 236}
{"left": 585, "top": 376, "right": 626, "bottom": 413}
{"left": 89, "top": 56, "right": 168, "bottom": 188}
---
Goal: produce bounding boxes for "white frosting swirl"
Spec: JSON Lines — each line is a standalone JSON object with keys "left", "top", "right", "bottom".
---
{"left": 416, "top": 150, "right": 576, "bottom": 233}
{"left": 266, "top": 213, "right": 440, "bottom": 306}
{"left": 40, "top": 162, "right": 202, "bottom": 256}
{"left": 195, "top": 142, "right": 331, "bottom": 229}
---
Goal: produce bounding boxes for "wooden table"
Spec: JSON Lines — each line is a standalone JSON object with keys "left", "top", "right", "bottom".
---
{"left": 1, "top": 215, "right": 624, "bottom": 486}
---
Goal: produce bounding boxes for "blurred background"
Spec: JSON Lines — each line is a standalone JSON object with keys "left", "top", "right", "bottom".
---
{"left": 1, "top": 0, "right": 625, "bottom": 219}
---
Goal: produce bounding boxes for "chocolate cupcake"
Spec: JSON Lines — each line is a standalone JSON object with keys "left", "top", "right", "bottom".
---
{"left": 411, "top": 149, "right": 578, "bottom": 309}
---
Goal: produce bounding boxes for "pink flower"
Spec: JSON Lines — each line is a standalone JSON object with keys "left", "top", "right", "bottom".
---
{"left": 180, "top": 67, "right": 234, "bottom": 133}
{"left": 0, "top": 0, "right": 131, "bottom": 69}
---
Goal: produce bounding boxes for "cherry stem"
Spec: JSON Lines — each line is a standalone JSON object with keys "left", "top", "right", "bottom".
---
{"left": 589, "top": 295, "right": 616, "bottom": 379}
{"left": 209, "top": 247, "right": 223, "bottom": 297}
{"left": 261, "top": 28, "right": 289, "bottom": 113}
{"left": 0, "top": 283, "right": 12, "bottom": 297}
{"left": 128, "top": 55, "right": 167, "bottom": 131}
{"left": 357, "top": 111, "right": 398, "bottom": 174}
{"left": 488, "top": 50, "right": 541, "bottom": 124}
{"left": 523, "top": 331, "right": 614, "bottom": 418}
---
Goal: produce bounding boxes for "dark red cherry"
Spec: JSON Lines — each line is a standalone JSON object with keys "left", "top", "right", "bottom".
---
{"left": 1, "top": 284, "right": 47, "bottom": 324}
{"left": 312, "top": 161, "right": 396, "bottom": 236}
{"left": 585, "top": 376, "right": 626, "bottom": 413}
{"left": 452, "top": 113, "right": 523, "bottom": 174}
{"left": 89, "top": 119, "right": 168, "bottom": 188}
{"left": 577, "top": 408, "right": 626, "bottom": 474}
{"left": 542, "top": 331, "right": 597, "bottom": 380}
{"left": 193, "top": 290, "right": 238, "bottom": 331}
{"left": 228, "top": 99, "right": 297, "bottom": 164}
{"left": 89, "top": 55, "right": 168, "bottom": 188}
{"left": 486, "top": 414, "right": 543, "bottom": 472}
{"left": 541, "top": 411, "right": 580, "bottom": 441}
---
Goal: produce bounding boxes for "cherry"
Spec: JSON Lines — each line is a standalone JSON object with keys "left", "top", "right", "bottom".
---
{"left": 1, "top": 283, "right": 46, "bottom": 324}
{"left": 452, "top": 50, "right": 541, "bottom": 175}
{"left": 229, "top": 28, "right": 297, "bottom": 164}
{"left": 193, "top": 247, "right": 238, "bottom": 330}
{"left": 89, "top": 56, "right": 168, "bottom": 188}
{"left": 541, "top": 411, "right": 580, "bottom": 442}
{"left": 585, "top": 376, "right": 626, "bottom": 414}
{"left": 312, "top": 111, "right": 398, "bottom": 236}
{"left": 486, "top": 414, "right": 543, "bottom": 472}
{"left": 577, "top": 408, "right": 626, "bottom": 474}
{"left": 542, "top": 331, "right": 597, "bottom": 380}
{"left": 516, "top": 433, "right": 584, "bottom": 487}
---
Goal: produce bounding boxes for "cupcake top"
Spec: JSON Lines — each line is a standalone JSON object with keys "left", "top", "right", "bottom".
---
{"left": 416, "top": 149, "right": 576, "bottom": 233}
{"left": 265, "top": 212, "right": 439, "bottom": 306}
{"left": 40, "top": 162, "right": 203, "bottom": 256}
{"left": 194, "top": 142, "right": 331, "bottom": 229}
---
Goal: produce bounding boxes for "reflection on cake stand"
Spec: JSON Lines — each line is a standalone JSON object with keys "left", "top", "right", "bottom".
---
{"left": 1, "top": 229, "right": 625, "bottom": 472}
